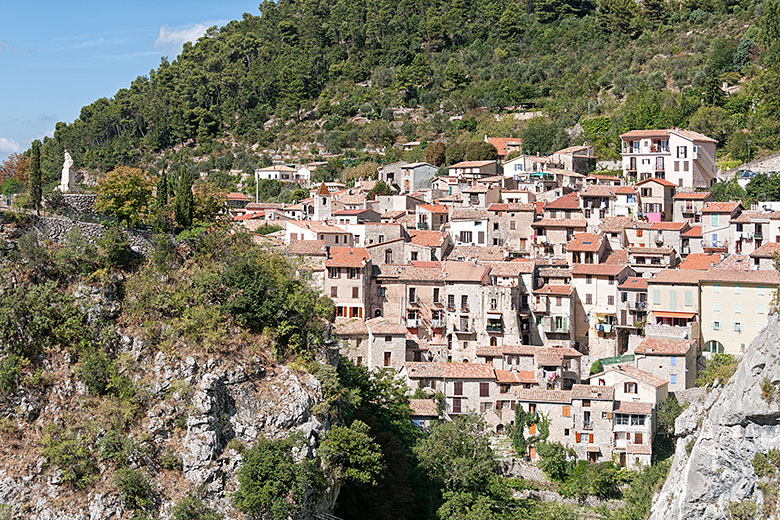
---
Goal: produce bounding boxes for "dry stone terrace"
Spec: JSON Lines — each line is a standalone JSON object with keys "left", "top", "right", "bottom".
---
{"left": 229, "top": 130, "right": 779, "bottom": 466}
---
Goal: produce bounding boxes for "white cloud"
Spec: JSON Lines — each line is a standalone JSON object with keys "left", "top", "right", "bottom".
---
{"left": 0, "top": 138, "right": 22, "bottom": 154}
{"left": 154, "top": 23, "right": 209, "bottom": 49}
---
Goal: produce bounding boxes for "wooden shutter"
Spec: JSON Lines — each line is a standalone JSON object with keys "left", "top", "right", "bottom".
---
{"left": 575, "top": 432, "right": 581, "bottom": 443}
{"left": 635, "top": 433, "right": 643, "bottom": 444}
{"left": 589, "top": 433, "right": 594, "bottom": 443}
{"left": 562, "top": 406, "right": 571, "bottom": 417}
{"left": 606, "top": 412, "right": 613, "bottom": 419}
{"left": 529, "top": 423, "right": 537, "bottom": 435}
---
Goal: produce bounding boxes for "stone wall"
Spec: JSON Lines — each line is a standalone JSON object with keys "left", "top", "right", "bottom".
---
{"left": 60, "top": 193, "right": 97, "bottom": 214}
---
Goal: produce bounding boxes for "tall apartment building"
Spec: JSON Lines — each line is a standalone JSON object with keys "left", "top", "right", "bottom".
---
{"left": 620, "top": 128, "right": 717, "bottom": 189}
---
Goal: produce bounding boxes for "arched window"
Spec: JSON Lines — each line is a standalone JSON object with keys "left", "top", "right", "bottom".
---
{"left": 490, "top": 336, "right": 498, "bottom": 347}
{"left": 704, "top": 340, "right": 724, "bottom": 354}
{"left": 374, "top": 309, "right": 382, "bottom": 318}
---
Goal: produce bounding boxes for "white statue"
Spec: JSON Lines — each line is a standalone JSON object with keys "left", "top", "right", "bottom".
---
{"left": 59, "top": 150, "right": 75, "bottom": 193}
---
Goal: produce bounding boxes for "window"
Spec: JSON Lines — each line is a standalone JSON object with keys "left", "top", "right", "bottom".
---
{"left": 735, "top": 303, "right": 742, "bottom": 314}
{"left": 377, "top": 287, "right": 386, "bottom": 298}
{"left": 677, "top": 146, "right": 687, "bottom": 159}
{"left": 510, "top": 221, "right": 516, "bottom": 230}
{"left": 433, "top": 288, "right": 440, "bottom": 303}
{"left": 712, "top": 321, "right": 721, "bottom": 331}
{"left": 385, "top": 335, "right": 392, "bottom": 342}
{"left": 409, "top": 287, "right": 417, "bottom": 303}
{"left": 460, "top": 231, "right": 472, "bottom": 243}
{"left": 685, "top": 291, "right": 693, "bottom": 307}
{"left": 448, "top": 294, "right": 455, "bottom": 309}
{"left": 385, "top": 250, "right": 392, "bottom": 264}
{"left": 586, "top": 294, "right": 593, "bottom": 305}
{"left": 586, "top": 275, "right": 593, "bottom": 285}
{"left": 615, "top": 414, "right": 629, "bottom": 425}
{"left": 453, "top": 382, "right": 463, "bottom": 395}
{"left": 608, "top": 295, "right": 614, "bottom": 306}
{"left": 331, "top": 287, "right": 338, "bottom": 297}
{"left": 758, "top": 286, "right": 765, "bottom": 296}
{"left": 452, "top": 398, "right": 462, "bottom": 414}
{"left": 564, "top": 428, "right": 570, "bottom": 436}
{"left": 622, "top": 292, "right": 628, "bottom": 303}
{"left": 562, "top": 405, "right": 571, "bottom": 417}
{"left": 349, "top": 268, "right": 358, "bottom": 279}
{"left": 624, "top": 382, "right": 638, "bottom": 394}
{"left": 710, "top": 214, "right": 718, "bottom": 227}
{"left": 714, "top": 284, "right": 720, "bottom": 294}
{"left": 734, "top": 322, "right": 743, "bottom": 332}
{"left": 329, "top": 267, "right": 339, "bottom": 278}
{"left": 583, "top": 399, "right": 591, "bottom": 408}
{"left": 669, "top": 291, "right": 677, "bottom": 310}
{"left": 704, "top": 340, "right": 725, "bottom": 353}
{"left": 631, "top": 414, "right": 646, "bottom": 426}
{"left": 683, "top": 161, "right": 689, "bottom": 171}
{"left": 670, "top": 374, "right": 677, "bottom": 385}
{"left": 356, "top": 356, "right": 363, "bottom": 366}
{"left": 758, "top": 304, "right": 765, "bottom": 314}
{"left": 352, "top": 287, "right": 359, "bottom": 299}
{"left": 608, "top": 277, "right": 615, "bottom": 285}
{"left": 734, "top": 284, "right": 741, "bottom": 295}
{"left": 671, "top": 356, "right": 677, "bottom": 366}
{"left": 556, "top": 297, "right": 562, "bottom": 306}
{"left": 378, "top": 234, "right": 384, "bottom": 243}
{"left": 411, "top": 251, "right": 418, "bottom": 261}
{"left": 653, "top": 290, "right": 661, "bottom": 305}
{"left": 480, "top": 382, "right": 490, "bottom": 397}
{"left": 383, "top": 352, "right": 392, "bottom": 367}
{"left": 461, "top": 295, "right": 469, "bottom": 309}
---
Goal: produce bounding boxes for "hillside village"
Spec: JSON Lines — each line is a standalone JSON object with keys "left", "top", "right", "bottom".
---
{"left": 225, "top": 127, "right": 780, "bottom": 470}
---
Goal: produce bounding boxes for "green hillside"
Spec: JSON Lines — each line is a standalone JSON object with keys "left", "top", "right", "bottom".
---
{"left": 33, "top": 0, "right": 780, "bottom": 181}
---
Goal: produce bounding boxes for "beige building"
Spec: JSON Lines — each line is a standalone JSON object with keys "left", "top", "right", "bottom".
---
{"left": 701, "top": 201, "right": 742, "bottom": 253}
{"left": 533, "top": 285, "right": 575, "bottom": 347}
{"left": 646, "top": 269, "right": 702, "bottom": 343}
{"left": 672, "top": 191, "right": 713, "bottom": 222}
{"left": 699, "top": 270, "right": 778, "bottom": 356}
{"left": 589, "top": 363, "right": 668, "bottom": 433}
{"left": 444, "top": 261, "right": 491, "bottom": 362}
{"left": 636, "top": 178, "right": 676, "bottom": 222}
{"left": 401, "top": 362, "right": 499, "bottom": 417}
{"left": 486, "top": 203, "right": 536, "bottom": 254}
{"left": 531, "top": 219, "right": 587, "bottom": 258}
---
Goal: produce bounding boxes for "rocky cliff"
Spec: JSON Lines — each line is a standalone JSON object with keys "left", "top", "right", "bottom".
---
{"left": 650, "top": 314, "right": 780, "bottom": 520}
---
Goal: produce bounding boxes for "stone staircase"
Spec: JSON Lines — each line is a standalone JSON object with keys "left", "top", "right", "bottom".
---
{"left": 489, "top": 434, "right": 517, "bottom": 462}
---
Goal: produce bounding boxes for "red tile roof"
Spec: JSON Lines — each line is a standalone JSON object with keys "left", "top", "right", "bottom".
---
{"left": 604, "top": 250, "right": 629, "bottom": 265}
{"left": 568, "top": 233, "right": 603, "bottom": 252}
{"left": 227, "top": 192, "right": 250, "bottom": 201}
{"left": 288, "top": 240, "right": 327, "bottom": 256}
{"left": 440, "top": 362, "right": 496, "bottom": 379}
{"left": 636, "top": 177, "right": 676, "bottom": 187}
{"left": 450, "top": 160, "right": 496, "bottom": 168}
{"left": 418, "top": 204, "right": 449, "bottom": 214}
{"left": 409, "top": 399, "right": 439, "bottom": 417}
{"left": 531, "top": 218, "right": 587, "bottom": 229}
{"left": 648, "top": 269, "right": 704, "bottom": 284}
{"left": 487, "top": 203, "right": 536, "bottom": 212}
{"left": 485, "top": 137, "right": 522, "bottom": 156}
{"left": 546, "top": 192, "right": 581, "bottom": 210}
{"left": 681, "top": 225, "right": 702, "bottom": 238}
{"left": 614, "top": 401, "right": 653, "bottom": 414}
{"left": 516, "top": 388, "right": 572, "bottom": 403}
{"left": 620, "top": 129, "right": 671, "bottom": 139}
{"left": 409, "top": 230, "right": 447, "bottom": 247}
{"left": 366, "top": 317, "right": 408, "bottom": 335}
{"left": 599, "top": 217, "right": 634, "bottom": 233}
{"left": 679, "top": 253, "right": 724, "bottom": 270}
{"left": 316, "top": 182, "right": 330, "bottom": 195}
{"left": 700, "top": 269, "right": 780, "bottom": 284}
{"left": 618, "top": 277, "right": 648, "bottom": 290}
{"left": 326, "top": 247, "right": 370, "bottom": 267}
{"left": 534, "top": 284, "right": 574, "bottom": 296}
{"left": 636, "top": 337, "right": 694, "bottom": 355}
{"left": 650, "top": 222, "right": 689, "bottom": 231}
{"left": 673, "top": 192, "right": 712, "bottom": 200}
{"left": 702, "top": 201, "right": 742, "bottom": 213}
{"left": 615, "top": 186, "right": 637, "bottom": 195}
{"left": 749, "top": 242, "right": 780, "bottom": 258}
{"left": 571, "top": 384, "right": 614, "bottom": 400}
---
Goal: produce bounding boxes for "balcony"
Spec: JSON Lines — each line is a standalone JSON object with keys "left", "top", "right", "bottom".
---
{"left": 634, "top": 301, "right": 647, "bottom": 310}
{"left": 461, "top": 306, "right": 470, "bottom": 313}
{"left": 755, "top": 231, "right": 764, "bottom": 240}
{"left": 430, "top": 319, "right": 445, "bottom": 329}
{"left": 406, "top": 318, "right": 421, "bottom": 328}
{"left": 486, "top": 323, "right": 504, "bottom": 333}
{"left": 417, "top": 222, "right": 429, "bottom": 230}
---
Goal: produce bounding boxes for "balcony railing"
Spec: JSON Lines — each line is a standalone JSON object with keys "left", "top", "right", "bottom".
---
{"left": 634, "top": 301, "right": 647, "bottom": 310}
{"left": 430, "top": 319, "right": 444, "bottom": 329}
{"left": 486, "top": 323, "right": 503, "bottom": 333}
{"left": 417, "top": 222, "right": 429, "bottom": 230}
{"left": 406, "top": 319, "right": 421, "bottom": 328}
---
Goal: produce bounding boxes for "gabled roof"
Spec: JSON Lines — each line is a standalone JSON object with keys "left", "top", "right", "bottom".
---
{"left": 516, "top": 388, "right": 572, "bottom": 403}
{"left": 366, "top": 317, "right": 408, "bottom": 335}
{"left": 679, "top": 253, "right": 723, "bottom": 270}
{"left": 450, "top": 208, "right": 490, "bottom": 220}
{"left": 620, "top": 129, "right": 671, "bottom": 139}
{"left": 648, "top": 269, "right": 704, "bottom": 284}
{"left": 614, "top": 401, "right": 654, "bottom": 414}
{"left": 650, "top": 222, "right": 689, "bottom": 231}
{"left": 628, "top": 246, "right": 674, "bottom": 255}
{"left": 227, "top": 192, "right": 250, "bottom": 201}
{"left": 316, "top": 182, "right": 330, "bottom": 195}
{"left": 531, "top": 218, "right": 587, "bottom": 229}
{"left": 571, "top": 384, "right": 614, "bottom": 400}
{"left": 440, "top": 362, "right": 496, "bottom": 379}
{"left": 599, "top": 216, "right": 634, "bottom": 233}
{"left": 636, "top": 177, "right": 676, "bottom": 187}
{"left": 409, "top": 399, "right": 438, "bottom": 417}
{"left": 449, "top": 160, "right": 496, "bottom": 168}
{"left": 486, "top": 137, "right": 523, "bottom": 156}
{"left": 417, "top": 204, "right": 449, "bottom": 214}
{"left": 699, "top": 269, "right": 780, "bottom": 284}
{"left": 442, "top": 261, "right": 491, "bottom": 283}
{"left": 636, "top": 337, "right": 694, "bottom": 355}
{"left": 333, "top": 318, "right": 368, "bottom": 335}
{"left": 546, "top": 192, "right": 581, "bottom": 210}
{"left": 487, "top": 203, "right": 535, "bottom": 212}
{"left": 288, "top": 240, "right": 327, "bottom": 256}
{"left": 409, "top": 230, "right": 447, "bottom": 248}
{"left": 671, "top": 128, "right": 718, "bottom": 144}
{"left": 681, "top": 225, "right": 702, "bottom": 238}
{"left": 581, "top": 185, "right": 618, "bottom": 197}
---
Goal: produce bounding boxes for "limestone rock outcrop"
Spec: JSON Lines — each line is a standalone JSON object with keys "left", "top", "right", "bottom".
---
{"left": 650, "top": 315, "right": 780, "bottom": 520}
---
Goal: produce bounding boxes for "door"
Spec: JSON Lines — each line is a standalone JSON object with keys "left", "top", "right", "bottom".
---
{"left": 621, "top": 309, "right": 627, "bottom": 325}
{"left": 588, "top": 452, "right": 598, "bottom": 463}
{"left": 529, "top": 446, "right": 537, "bottom": 460}
{"left": 635, "top": 433, "right": 643, "bottom": 444}
{"left": 452, "top": 398, "right": 462, "bottom": 414}
{"left": 619, "top": 452, "right": 627, "bottom": 468}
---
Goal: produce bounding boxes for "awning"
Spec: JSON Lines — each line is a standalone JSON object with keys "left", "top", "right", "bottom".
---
{"left": 487, "top": 309, "right": 503, "bottom": 314}
{"left": 586, "top": 446, "right": 600, "bottom": 453}
{"left": 652, "top": 311, "right": 696, "bottom": 319}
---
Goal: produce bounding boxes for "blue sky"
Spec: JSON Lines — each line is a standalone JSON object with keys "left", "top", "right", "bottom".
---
{"left": 0, "top": 0, "right": 261, "bottom": 162}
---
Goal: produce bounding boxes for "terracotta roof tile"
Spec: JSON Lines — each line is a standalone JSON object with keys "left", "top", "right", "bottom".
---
{"left": 679, "top": 253, "right": 724, "bottom": 270}
{"left": 404, "top": 362, "right": 443, "bottom": 378}
{"left": 611, "top": 364, "right": 668, "bottom": 387}
{"left": 700, "top": 269, "right": 780, "bottom": 284}
{"left": 681, "top": 225, "right": 702, "bottom": 238}
{"left": 636, "top": 177, "right": 676, "bottom": 187}
{"left": 546, "top": 192, "right": 581, "bottom": 210}
{"left": 288, "top": 240, "right": 328, "bottom": 256}
{"left": 581, "top": 185, "right": 618, "bottom": 197}
{"left": 487, "top": 203, "right": 536, "bottom": 212}
{"left": 614, "top": 401, "right": 653, "bottom": 414}
{"left": 449, "top": 246, "right": 507, "bottom": 262}
{"left": 571, "top": 264, "right": 630, "bottom": 276}
{"left": 627, "top": 444, "right": 653, "bottom": 455}
{"left": 450, "top": 160, "right": 497, "bottom": 168}
{"left": 440, "top": 362, "right": 496, "bottom": 379}
{"left": 534, "top": 284, "right": 574, "bottom": 296}
{"left": 702, "top": 201, "right": 742, "bottom": 213}
{"left": 317, "top": 182, "right": 330, "bottom": 195}
{"left": 650, "top": 222, "right": 689, "bottom": 231}
{"left": 450, "top": 208, "right": 490, "bottom": 220}
{"left": 486, "top": 137, "right": 523, "bottom": 156}
{"left": 495, "top": 369, "right": 521, "bottom": 384}
{"left": 673, "top": 192, "right": 712, "bottom": 200}
{"left": 568, "top": 233, "right": 603, "bottom": 252}
{"left": 636, "top": 337, "right": 694, "bottom": 355}
{"left": 628, "top": 246, "right": 674, "bottom": 255}
{"left": 571, "top": 384, "right": 614, "bottom": 400}
{"left": 750, "top": 242, "right": 780, "bottom": 258}
{"left": 326, "top": 247, "right": 371, "bottom": 267}
{"left": 620, "top": 129, "right": 671, "bottom": 139}
{"left": 409, "top": 230, "right": 447, "bottom": 248}
{"left": 442, "top": 261, "right": 491, "bottom": 282}
{"left": 484, "top": 261, "right": 535, "bottom": 276}
{"left": 333, "top": 319, "right": 368, "bottom": 335}
{"left": 366, "top": 317, "right": 408, "bottom": 335}
{"left": 604, "top": 250, "right": 629, "bottom": 265}
{"left": 375, "top": 263, "right": 444, "bottom": 282}
{"left": 618, "top": 277, "right": 648, "bottom": 290}
{"left": 418, "top": 204, "right": 449, "bottom": 213}
{"left": 648, "top": 269, "right": 704, "bottom": 284}
{"left": 409, "top": 399, "right": 438, "bottom": 417}
{"left": 531, "top": 218, "right": 588, "bottom": 229}
{"left": 227, "top": 192, "right": 250, "bottom": 201}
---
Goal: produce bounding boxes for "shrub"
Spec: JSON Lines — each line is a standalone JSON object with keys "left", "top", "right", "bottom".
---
{"left": 40, "top": 426, "right": 98, "bottom": 490}
{"left": 171, "top": 495, "right": 224, "bottom": 520}
{"left": 80, "top": 350, "right": 113, "bottom": 396}
{"left": 234, "top": 436, "right": 322, "bottom": 520}
{"left": 114, "top": 468, "right": 153, "bottom": 511}
{"left": 319, "top": 420, "right": 384, "bottom": 486}
{"left": 695, "top": 354, "right": 738, "bottom": 387}
{"left": 536, "top": 442, "right": 574, "bottom": 482}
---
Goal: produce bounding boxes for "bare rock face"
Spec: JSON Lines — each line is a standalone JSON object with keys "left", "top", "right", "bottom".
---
{"left": 650, "top": 315, "right": 780, "bottom": 520}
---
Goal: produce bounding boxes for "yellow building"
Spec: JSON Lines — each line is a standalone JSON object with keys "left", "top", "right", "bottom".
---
{"left": 699, "top": 270, "right": 778, "bottom": 356}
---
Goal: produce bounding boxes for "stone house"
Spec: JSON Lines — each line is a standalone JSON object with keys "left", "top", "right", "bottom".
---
{"left": 333, "top": 319, "right": 370, "bottom": 367}
{"left": 543, "top": 191, "right": 583, "bottom": 220}
{"left": 332, "top": 208, "right": 381, "bottom": 226}
{"left": 570, "top": 385, "right": 616, "bottom": 464}
{"left": 634, "top": 337, "right": 697, "bottom": 393}
{"left": 399, "top": 162, "right": 438, "bottom": 194}
{"left": 461, "top": 185, "right": 501, "bottom": 208}
{"left": 749, "top": 242, "right": 780, "bottom": 270}
{"left": 415, "top": 204, "right": 449, "bottom": 231}
{"left": 531, "top": 218, "right": 587, "bottom": 258}
{"left": 515, "top": 388, "right": 575, "bottom": 460}
{"left": 324, "top": 247, "right": 372, "bottom": 320}
{"left": 681, "top": 225, "right": 703, "bottom": 256}
{"left": 366, "top": 317, "right": 411, "bottom": 370}
{"left": 567, "top": 233, "right": 609, "bottom": 265}
{"left": 481, "top": 261, "right": 535, "bottom": 348}
{"left": 730, "top": 211, "right": 771, "bottom": 256}
{"left": 646, "top": 269, "right": 703, "bottom": 345}
{"left": 366, "top": 238, "right": 406, "bottom": 266}
{"left": 363, "top": 222, "right": 407, "bottom": 246}
{"left": 486, "top": 202, "right": 536, "bottom": 253}
{"left": 476, "top": 345, "right": 582, "bottom": 391}
{"left": 443, "top": 261, "right": 491, "bottom": 362}
{"left": 672, "top": 191, "right": 713, "bottom": 222}
{"left": 616, "top": 276, "right": 648, "bottom": 353}
{"left": 588, "top": 363, "right": 668, "bottom": 433}
{"left": 627, "top": 246, "right": 678, "bottom": 277}
{"left": 533, "top": 285, "right": 575, "bottom": 347}
{"left": 285, "top": 220, "right": 354, "bottom": 248}
{"left": 448, "top": 160, "right": 500, "bottom": 180}
{"left": 288, "top": 240, "right": 328, "bottom": 288}
{"left": 450, "top": 208, "right": 491, "bottom": 247}
{"left": 400, "top": 362, "right": 499, "bottom": 417}
{"left": 408, "top": 230, "right": 451, "bottom": 261}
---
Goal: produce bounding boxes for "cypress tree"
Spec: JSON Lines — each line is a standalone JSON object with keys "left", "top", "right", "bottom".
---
{"left": 156, "top": 169, "right": 168, "bottom": 207}
{"left": 28, "top": 140, "right": 42, "bottom": 214}
{"left": 174, "top": 169, "right": 193, "bottom": 229}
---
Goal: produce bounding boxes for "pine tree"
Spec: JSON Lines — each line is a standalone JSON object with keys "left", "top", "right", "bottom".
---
{"left": 156, "top": 169, "right": 168, "bottom": 207}
{"left": 174, "top": 169, "right": 194, "bottom": 229}
{"left": 28, "top": 140, "right": 42, "bottom": 214}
